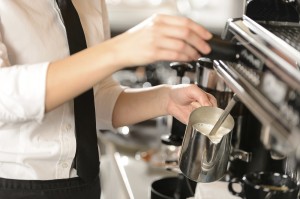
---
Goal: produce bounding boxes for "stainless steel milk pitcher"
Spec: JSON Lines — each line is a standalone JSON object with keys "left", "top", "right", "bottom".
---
{"left": 179, "top": 106, "right": 235, "bottom": 183}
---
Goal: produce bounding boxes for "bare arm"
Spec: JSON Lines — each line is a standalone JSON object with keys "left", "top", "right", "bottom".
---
{"left": 45, "top": 14, "right": 212, "bottom": 112}
{"left": 46, "top": 41, "right": 121, "bottom": 112}
{"left": 112, "top": 84, "right": 217, "bottom": 128}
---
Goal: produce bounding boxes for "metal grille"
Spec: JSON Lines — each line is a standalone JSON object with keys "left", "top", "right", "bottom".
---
{"left": 262, "top": 24, "right": 300, "bottom": 51}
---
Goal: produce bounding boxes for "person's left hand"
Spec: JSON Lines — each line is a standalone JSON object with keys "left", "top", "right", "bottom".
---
{"left": 164, "top": 84, "right": 217, "bottom": 124}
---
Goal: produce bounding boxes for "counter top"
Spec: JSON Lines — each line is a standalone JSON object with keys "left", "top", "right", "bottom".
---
{"left": 100, "top": 142, "right": 177, "bottom": 199}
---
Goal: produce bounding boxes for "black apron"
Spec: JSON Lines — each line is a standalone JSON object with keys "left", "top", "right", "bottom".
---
{"left": 0, "top": 176, "right": 100, "bottom": 199}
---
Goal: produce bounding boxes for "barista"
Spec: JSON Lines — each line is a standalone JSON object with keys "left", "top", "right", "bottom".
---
{"left": 0, "top": 0, "right": 217, "bottom": 199}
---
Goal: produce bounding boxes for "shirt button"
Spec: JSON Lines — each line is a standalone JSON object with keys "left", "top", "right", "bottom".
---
{"left": 62, "top": 162, "right": 69, "bottom": 168}
{"left": 64, "top": 124, "right": 72, "bottom": 132}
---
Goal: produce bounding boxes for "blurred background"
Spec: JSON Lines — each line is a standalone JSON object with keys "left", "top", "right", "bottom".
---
{"left": 106, "top": 0, "right": 245, "bottom": 36}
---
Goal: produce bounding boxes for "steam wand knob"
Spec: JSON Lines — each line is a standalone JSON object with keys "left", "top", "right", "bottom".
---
{"left": 170, "top": 62, "right": 194, "bottom": 83}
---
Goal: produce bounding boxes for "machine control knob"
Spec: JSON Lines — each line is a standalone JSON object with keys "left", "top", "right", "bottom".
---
{"left": 170, "top": 62, "right": 194, "bottom": 78}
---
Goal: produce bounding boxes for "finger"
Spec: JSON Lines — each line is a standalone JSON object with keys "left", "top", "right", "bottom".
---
{"left": 191, "top": 101, "right": 201, "bottom": 108}
{"left": 153, "top": 49, "right": 195, "bottom": 62}
{"left": 197, "top": 93, "right": 215, "bottom": 107}
{"left": 187, "top": 85, "right": 214, "bottom": 106}
{"left": 207, "top": 93, "right": 218, "bottom": 107}
{"left": 159, "top": 27, "right": 211, "bottom": 55}
{"left": 204, "top": 93, "right": 219, "bottom": 107}
{"left": 155, "top": 37, "right": 200, "bottom": 60}
{"left": 190, "top": 97, "right": 215, "bottom": 114}
{"left": 154, "top": 14, "right": 212, "bottom": 40}
{"left": 153, "top": 19, "right": 211, "bottom": 55}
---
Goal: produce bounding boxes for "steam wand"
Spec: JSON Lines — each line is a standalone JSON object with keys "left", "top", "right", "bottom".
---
{"left": 209, "top": 94, "right": 239, "bottom": 136}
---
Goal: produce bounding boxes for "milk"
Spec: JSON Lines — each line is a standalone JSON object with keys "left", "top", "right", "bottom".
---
{"left": 193, "top": 123, "right": 231, "bottom": 144}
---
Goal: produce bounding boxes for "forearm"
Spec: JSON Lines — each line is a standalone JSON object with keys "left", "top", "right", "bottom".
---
{"left": 112, "top": 83, "right": 217, "bottom": 127}
{"left": 112, "top": 85, "right": 171, "bottom": 127}
{"left": 45, "top": 41, "right": 123, "bottom": 112}
{"left": 45, "top": 13, "right": 214, "bottom": 113}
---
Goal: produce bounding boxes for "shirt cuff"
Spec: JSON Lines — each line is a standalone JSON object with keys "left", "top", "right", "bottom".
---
{"left": 0, "top": 62, "right": 48, "bottom": 123}
{"left": 94, "top": 77, "right": 125, "bottom": 131}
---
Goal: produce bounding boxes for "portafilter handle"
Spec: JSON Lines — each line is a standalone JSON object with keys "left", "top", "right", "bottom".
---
{"left": 205, "top": 34, "right": 239, "bottom": 62}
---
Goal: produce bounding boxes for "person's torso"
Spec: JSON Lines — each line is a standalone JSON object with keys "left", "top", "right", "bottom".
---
{"left": 0, "top": 0, "right": 109, "bottom": 180}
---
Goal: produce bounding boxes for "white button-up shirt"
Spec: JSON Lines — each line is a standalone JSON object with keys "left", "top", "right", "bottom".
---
{"left": 0, "top": 0, "right": 123, "bottom": 180}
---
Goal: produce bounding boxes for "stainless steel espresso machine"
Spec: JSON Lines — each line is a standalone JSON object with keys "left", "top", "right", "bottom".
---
{"left": 186, "top": 0, "right": 300, "bottom": 198}
{"left": 151, "top": 0, "right": 300, "bottom": 198}
{"left": 214, "top": 0, "right": 300, "bottom": 177}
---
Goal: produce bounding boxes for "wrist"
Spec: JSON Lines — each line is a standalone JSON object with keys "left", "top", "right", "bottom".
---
{"left": 102, "top": 34, "right": 136, "bottom": 70}
{"left": 158, "top": 84, "right": 172, "bottom": 116}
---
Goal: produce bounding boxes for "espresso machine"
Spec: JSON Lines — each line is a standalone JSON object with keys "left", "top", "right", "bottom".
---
{"left": 151, "top": 0, "right": 300, "bottom": 198}
{"left": 181, "top": 0, "right": 300, "bottom": 198}
{"left": 213, "top": 0, "right": 300, "bottom": 177}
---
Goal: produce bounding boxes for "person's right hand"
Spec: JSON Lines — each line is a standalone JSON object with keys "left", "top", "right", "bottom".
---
{"left": 103, "top": 14, "right": 213, "bottom": 69}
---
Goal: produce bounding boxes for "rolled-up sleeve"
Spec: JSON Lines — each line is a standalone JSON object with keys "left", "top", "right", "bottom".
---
{"left": 94, "top": 77, "right": 125, "bottom": 130}
{"left": 0, "top": 36, "right": 48, "bottom": 124}
{"left": 0, "top": 63, "right": 48, "bottom": 123}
